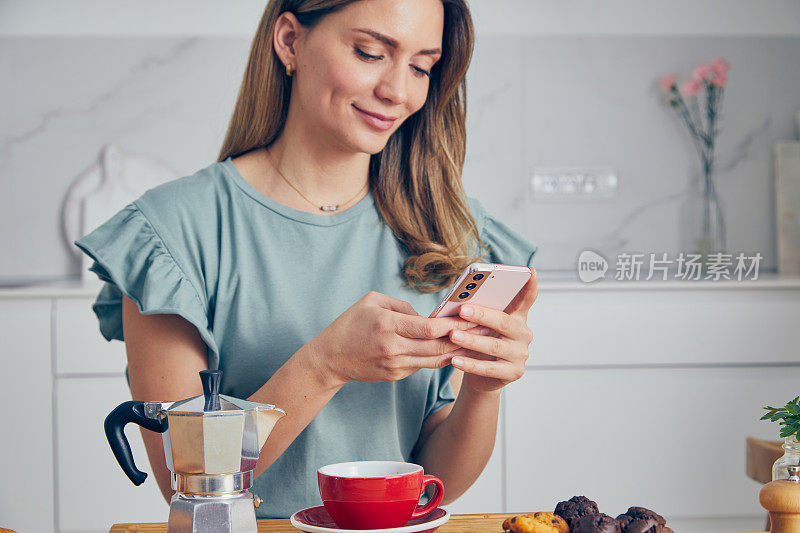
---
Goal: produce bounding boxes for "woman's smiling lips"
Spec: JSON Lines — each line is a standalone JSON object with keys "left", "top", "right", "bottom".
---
{"left": 353, "top": 105, "right": 397, "bottom": 131}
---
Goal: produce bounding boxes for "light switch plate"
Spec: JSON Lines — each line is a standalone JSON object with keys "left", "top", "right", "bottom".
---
{"left": 531, "top": 167, "right": 618, "bottom": 201}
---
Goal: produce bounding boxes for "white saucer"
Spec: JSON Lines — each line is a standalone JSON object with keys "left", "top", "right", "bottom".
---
{"left": 290, "top": 505, "right": 450, "bottom": 533}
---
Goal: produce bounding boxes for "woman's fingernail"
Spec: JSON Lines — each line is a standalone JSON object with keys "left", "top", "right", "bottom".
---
{"left": 452, "top": 330, "right": 465, "bottom": 341}
{"left": 452, "top": 357, "right": 463, "bottom": 366}
{"left": 460, "top": 305, "right": 473, "bottom": 317}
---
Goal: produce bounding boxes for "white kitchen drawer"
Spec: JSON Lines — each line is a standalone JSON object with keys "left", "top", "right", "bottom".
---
{"left": 56, "top": 376, "right": 167, "bottom": 533}
{"left": 504, "top": 366, "right": 800, "bottom": 519}
{"left": 0, "top": 299, "right": 54, "bottom": 533}
{"left": 55, "top": 297, "right": 127, "bottom": 375}
{"left": 528, "top": 287, "right": 800, "bottom": 366}
{"left": 442, "top": 395, "right": 505, "bottom": 514}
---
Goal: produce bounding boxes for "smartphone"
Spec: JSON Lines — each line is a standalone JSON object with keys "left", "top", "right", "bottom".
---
{"left": 428, "top": 262, "right": 532, "bottom": 318}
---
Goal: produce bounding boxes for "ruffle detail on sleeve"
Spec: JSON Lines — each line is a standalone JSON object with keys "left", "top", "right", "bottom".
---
{"left": 473, "top": 200, "right": 538, "bottom": 268}
{"left": 73, "top": 203, "right": 219, "bottom": 366}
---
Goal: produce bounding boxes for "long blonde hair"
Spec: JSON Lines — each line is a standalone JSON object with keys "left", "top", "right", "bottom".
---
{"left": 218, "top": 0, "right": 488, "bottom": 293}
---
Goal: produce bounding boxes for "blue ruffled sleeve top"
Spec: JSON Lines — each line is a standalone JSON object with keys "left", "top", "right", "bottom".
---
{"left": 73, "top": 157, "right": 537, "bottom": 518}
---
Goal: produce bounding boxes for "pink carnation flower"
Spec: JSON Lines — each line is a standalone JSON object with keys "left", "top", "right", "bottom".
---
{"left": 692, "top": 62, "right": 712, "bottom": 81}
{"left": 681, "top": 79, "right": 702, "bottom": 96}
{"left": 660, "top": 73, "right": 678, "bottom": 91}
{"left": 711, "top": 57, "right": 730, "bottom": 77}
{"left": 711, "top": 74, "right": 728, "bottom": 88}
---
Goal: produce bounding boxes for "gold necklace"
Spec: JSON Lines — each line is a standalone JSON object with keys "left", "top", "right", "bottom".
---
{"left": 266, "top": 149, "right": 368, "bottom": 212}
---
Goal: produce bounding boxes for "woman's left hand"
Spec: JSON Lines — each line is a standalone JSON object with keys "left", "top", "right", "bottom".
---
{"left": 448, "top": 267, "right": 538, "bottom": 393}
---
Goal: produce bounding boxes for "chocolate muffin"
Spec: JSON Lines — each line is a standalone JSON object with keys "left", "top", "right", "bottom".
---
{"left": 616, "top": 507, "right": 668, "bottom": 533}
{"left": 554, "top": 495, "right": 600, "bottom": 530}
{"left": 573, "top": 513, "right": 622, "bottom": 533}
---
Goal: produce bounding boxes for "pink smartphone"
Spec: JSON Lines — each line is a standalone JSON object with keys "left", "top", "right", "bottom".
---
{"left": 428, "top": 262, "right": 532, "bottom": 318}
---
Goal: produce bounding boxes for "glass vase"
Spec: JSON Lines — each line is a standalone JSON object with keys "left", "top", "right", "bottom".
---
{"left": 772, "top": 435, "right": 800, "bottom": 481}
{"left": 693, "top": 171, "right": 727, "bottom": 259}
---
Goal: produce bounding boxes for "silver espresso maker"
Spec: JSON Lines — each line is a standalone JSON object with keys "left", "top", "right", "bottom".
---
{"left": 105, "top": 369, "right": 285, "bottom": 532}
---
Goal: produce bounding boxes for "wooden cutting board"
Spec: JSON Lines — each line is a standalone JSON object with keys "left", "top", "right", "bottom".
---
{"left": 109, "top": 513, "right": 513, "bottom": 532}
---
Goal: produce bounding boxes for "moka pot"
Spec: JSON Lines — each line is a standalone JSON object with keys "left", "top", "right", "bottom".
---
{"left": 105, "top": 369, "right": 285, "bottom": 533}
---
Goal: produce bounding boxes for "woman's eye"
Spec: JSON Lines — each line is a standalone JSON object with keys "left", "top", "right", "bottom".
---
{"left": 412, "top": 66, "right": 431, "bottom": 78}
{"left": 354, "top": 46, "right": 382, "bottom": 61}
{"left": 354, "top": 45, "right": 430, "bottom": 79}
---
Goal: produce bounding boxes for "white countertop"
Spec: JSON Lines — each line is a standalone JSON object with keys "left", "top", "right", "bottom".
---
{"left": 1, "top": 272, "right": 799, "bottom": 299}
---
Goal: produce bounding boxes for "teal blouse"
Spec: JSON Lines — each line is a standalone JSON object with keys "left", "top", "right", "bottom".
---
{"left": 74, "top": 157, "right": 537, "bottom": 518}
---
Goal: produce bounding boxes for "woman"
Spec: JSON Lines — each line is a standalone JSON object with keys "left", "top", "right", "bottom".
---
{"left": 75, "top": 0, "right": 538, "bottom": 519}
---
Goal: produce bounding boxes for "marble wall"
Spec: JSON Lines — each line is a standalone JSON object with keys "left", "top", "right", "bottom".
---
{"left": 465, "top": 36, "right": 800, "bottom": 271}
{"left": 1, "top": 33, "right": 799, "bottom": 280}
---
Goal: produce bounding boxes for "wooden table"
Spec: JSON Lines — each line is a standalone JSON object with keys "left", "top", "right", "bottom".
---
{"left": 108, "top": 515, "right": 767, "bottom": 533}
{"left": 109, "top": 514, "right": 522, "bottom": 532}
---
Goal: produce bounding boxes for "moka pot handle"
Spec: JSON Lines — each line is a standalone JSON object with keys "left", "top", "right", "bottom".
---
{"left": 104, "top": 400, "right": 168, "bottom": 486}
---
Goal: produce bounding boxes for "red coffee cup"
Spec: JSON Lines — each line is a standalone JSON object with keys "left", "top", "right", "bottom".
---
{"left": 317, "top": 461, "right": 444, "bottom": 530}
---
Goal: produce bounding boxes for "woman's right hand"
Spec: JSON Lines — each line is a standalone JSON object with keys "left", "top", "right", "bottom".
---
{"left": 302, "top": 291, "right": 481, "bottom": 387}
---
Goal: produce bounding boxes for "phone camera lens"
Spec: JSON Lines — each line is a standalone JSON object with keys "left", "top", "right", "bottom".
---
{"left": 465, "top": 282, "right": 477, "bottom": 290}
{"left": 472, "top": 273, "right": 484, "bottom": 281}
{"left": 458, "top": 291, "right": 470, "bottom": 299}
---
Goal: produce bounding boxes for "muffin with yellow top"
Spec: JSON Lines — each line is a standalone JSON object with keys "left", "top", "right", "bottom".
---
{"left": 502, "top": 511, "right": 570, "bottom": 533}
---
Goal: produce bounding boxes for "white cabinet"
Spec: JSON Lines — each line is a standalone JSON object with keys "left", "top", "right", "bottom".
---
{"left": 504, "top": 367, "right": 800, "bottom": 517}
{"left": 442, "top": 399, "right": 504, "bottom": 514}
{"left": 0, "top": 299, "right": 53, "bottom": 533}
{"left": 529, "top": 286, "right": 800, "bottom": 366}
{"left": 56, "top": 377, "right": 167, "bottom": 532}
{"left": 52, "top": 296, "right": 166, "bottom": 532}
{"left": 506, "top": 280, "right": 800, "bottom": 530}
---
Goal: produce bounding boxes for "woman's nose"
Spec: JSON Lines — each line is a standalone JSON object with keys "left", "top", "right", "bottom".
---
{"left": 374, "top": 64, "right": 408, "bottom": 106}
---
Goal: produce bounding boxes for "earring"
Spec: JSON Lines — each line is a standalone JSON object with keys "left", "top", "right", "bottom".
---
{"left": 285, "top": 63, "right": 294, "bottom": 77}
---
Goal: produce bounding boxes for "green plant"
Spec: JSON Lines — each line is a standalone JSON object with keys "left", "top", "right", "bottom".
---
{"left": 761, "top": 395, "right": 800, "bottom": 440}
